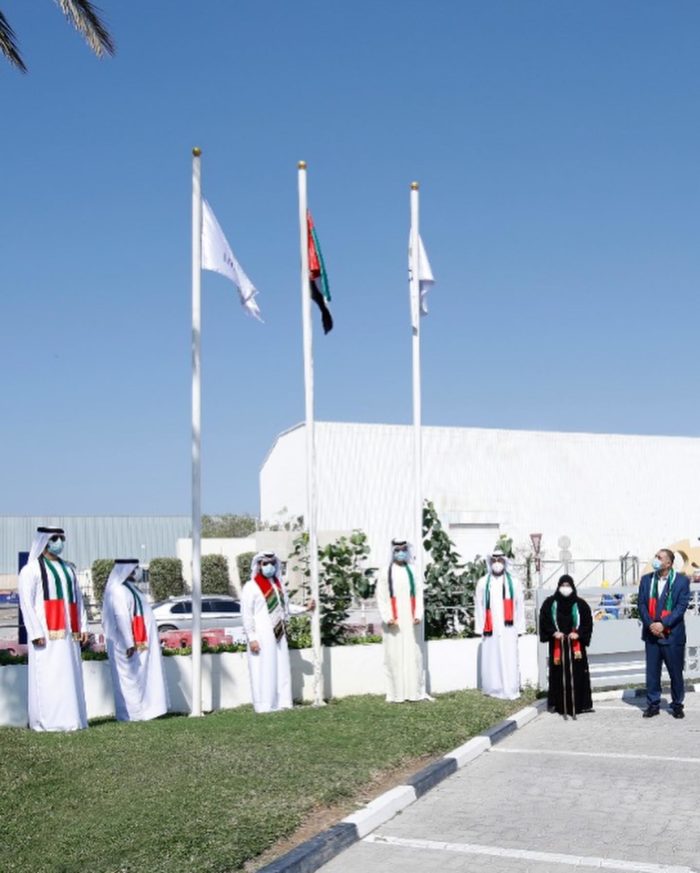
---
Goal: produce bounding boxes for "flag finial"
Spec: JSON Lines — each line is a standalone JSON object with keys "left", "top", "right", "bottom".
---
{"left": 411, "top": 181, "right": 419, "bottom": 190}
{"left": 298, "top": 160, "right": 307, "bottom": 170}
{"left": 192, "top": 147, "right": 202, "bottom": 157}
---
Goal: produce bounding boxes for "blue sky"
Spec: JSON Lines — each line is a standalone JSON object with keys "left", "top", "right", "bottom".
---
{"left": 2, "top": 1, "right": 699, "bottom": 516}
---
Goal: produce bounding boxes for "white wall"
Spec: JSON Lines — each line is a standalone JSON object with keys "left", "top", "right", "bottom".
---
{"left": 0, "top": 635, "right": 539, "bottom": 726}
{"left": 261, "top": 422, "right": 700, "bottom": 571}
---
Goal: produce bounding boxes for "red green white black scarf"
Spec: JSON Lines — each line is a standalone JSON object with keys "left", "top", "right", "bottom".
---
{"left": 39, "top": 555, "right": 80, "bottom": 640}
{"left": 551, "top": 600, "right": 582, "bottom": 664}
{"left": 649, "top": 569, "right": 675, "bottom": 636}
{"left": 482, "top": 573, "right": 514, "bottom": 636}
{"left": 255, "top": 573, "right": 286, "bottom": 641}
{"left": 388, "top": 563, "right": 416, "bottom": 622}
{"left": 124, "top": 581, "right": 148, "bottom": 651}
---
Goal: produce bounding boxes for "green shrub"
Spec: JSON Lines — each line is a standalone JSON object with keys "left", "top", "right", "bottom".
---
{"left": 201, "top": 554, "right": 230, "bottom": 595}
{"left": 91, "top": 559, "right": 114, "bottom": 605}
{"left": 287, "top": 615, "right": 312, "bottom": 649}
{"left": 149, "top": 558, "right": 185, "bottom": 602}
{"left": 202, "top": 514, "right": 257, "bottom": 538}
{"left": 237, "top": 551, "right": 255, "bottom": 586}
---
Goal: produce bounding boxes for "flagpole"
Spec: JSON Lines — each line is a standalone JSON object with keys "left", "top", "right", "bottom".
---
{"left": 409, "top": 182, "right": 424, "bottom": 604}
{"left": 191, "top": 146, "right": 203, "bottom": 717}
{"left": 298, "top": 160, "right": 324, "bottom": 707}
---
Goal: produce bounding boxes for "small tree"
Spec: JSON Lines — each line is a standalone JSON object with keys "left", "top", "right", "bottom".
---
{"left": 237, "top": 551, "right": 255, "bottom": 586}
{"left": 423, "top": 500, "right": 484, "bottom": 639}
{"left": 149, "top": 558, "right": 185, "bottom": 602}
{"left": 202, "top": 514, "right": 257, "bottom": 538}
{"left": 289, "top": 530, "right": 376, "bottom": 646}
{"left": 90, "top": 559, "right": 114, "bottom": 606}
{"left": 201, "top": 554, "right": 230, "bottom": 595}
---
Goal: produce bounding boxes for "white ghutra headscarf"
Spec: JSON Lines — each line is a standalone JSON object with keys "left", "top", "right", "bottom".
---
{"left": 28, "top": 526, "right": 65, "bottom": 562}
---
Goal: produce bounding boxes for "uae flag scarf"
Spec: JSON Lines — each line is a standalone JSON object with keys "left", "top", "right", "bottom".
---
{"left": 388, "top": 563, "right": 416, "bottom": 621}
{"left": 125, "top": 581, "right": 148, "bottom": 651}
{"left": 255, "top": 573, "right": 286, "bottom": 641}
{"left": 482, "top": 572, "right": 514, "bottom": 636}
{"left": 649, "top": 570, "right": 675, "bottom": 637}
{"left": 551, "top": 600, "right": 582, "bottom": 665}
{"left": 39, "top": 555, "right": 80, "bottom": 640}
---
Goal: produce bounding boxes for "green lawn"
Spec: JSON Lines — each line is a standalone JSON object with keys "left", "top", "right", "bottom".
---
{"left": 0, "top": 690, "right": 535, "bottom": 873}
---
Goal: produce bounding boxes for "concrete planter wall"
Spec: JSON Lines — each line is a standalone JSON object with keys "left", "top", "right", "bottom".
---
{"left": 0, "top": 634, "right": 539, "bottom": 727}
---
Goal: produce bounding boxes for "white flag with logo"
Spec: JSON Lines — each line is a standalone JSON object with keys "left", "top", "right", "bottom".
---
{"left": 202, "top": 200, "right": 262, "bottom": 321}
{"left": 408, "top": 233, "right": 435, "bottom": 323}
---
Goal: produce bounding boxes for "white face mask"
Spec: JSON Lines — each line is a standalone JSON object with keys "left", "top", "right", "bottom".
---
{"left": 559, "top": 586, "right": 573, "bottom": 597}
{"left": 491, "top": 561, "right": 505, "bottom": 575}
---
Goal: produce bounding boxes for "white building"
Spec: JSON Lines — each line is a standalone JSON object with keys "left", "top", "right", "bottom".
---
{"left": 260, "top": 422, "right": 700, "bottom": 580}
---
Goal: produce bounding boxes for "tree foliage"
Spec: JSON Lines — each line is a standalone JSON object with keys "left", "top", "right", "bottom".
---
{"left": 289, "top": 530, "right": 376, "bottom": 646}
{"left": 90, "top": 559, "right": 114, "bottom": 607}
{"left": 422, "top": 501, "right": 486, "bottom": 639}
{"left": 149, "top": 558, "right": 185, "bottom": 602}
{"left": 202, "top": 514, "right": 257, "bottom": 538}
{"left": 201, "top": 554, "right": 230, "bottom": 595}
{"left": 236, "top": 551, "right": 255, "bottom": 587}
{"left": 1, "top": 1, "right": 115, "bottom": 73}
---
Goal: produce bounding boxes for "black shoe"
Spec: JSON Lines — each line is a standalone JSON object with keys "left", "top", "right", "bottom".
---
{"left": 672, "top": 707, "right": 685, "bottom": 719}
{"left": 642, "top": 706, "right": 660, "bottom": 718}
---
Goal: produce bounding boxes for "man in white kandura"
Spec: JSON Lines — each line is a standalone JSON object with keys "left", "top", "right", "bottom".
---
{"left": 475, "top": 547, "right": 525, "bottom": 699}
{"left": 241, "top": 551, "right": 315, "bottom": 713}
{"left": 18, "top": 526, "right": 88, "bottom": 731}
{"left": 376, "top": 539, "right": 427, "bottom": 703}
{"left": 102, "top": 558, "right": 168, "bottom": 722}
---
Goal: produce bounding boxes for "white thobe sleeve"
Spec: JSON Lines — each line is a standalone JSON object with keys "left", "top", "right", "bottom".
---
{"left": 376, "top": 569, "right": 393, "bottom": 624}
{"left": 514, "top": 576, "right": 526, "bottom": 634}
{"left": 474, "top": 577, "right": 486, "bottom": 637}
{"left": 110, "top": 586, "right": 135, "bottom": 650}
{"left": 18, "top": 564, "right": 45, "bottom": 642}
{"left": 241, "top": 582, "right": 259, "bottom": 644}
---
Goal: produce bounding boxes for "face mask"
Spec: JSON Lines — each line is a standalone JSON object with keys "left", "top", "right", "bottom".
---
{"left": 129, "top": 567, "right": 143, "bottom": 584}
{"left": 261, "top": 563, "right": 276, "bottom": 578}
{"left": 394, "top": 550, "right": 409, "bottom": 562}
{"left": 652, "top": 558, "right": 663, "bottom": 572}
{"left": 491, "top": 561, "right": 505, "bottom": 575}
{"left": 47, "top": 539, "right": 64, "bottom": 556}
{"left": 559, "top": 586, "right": 573, "bottom": 597}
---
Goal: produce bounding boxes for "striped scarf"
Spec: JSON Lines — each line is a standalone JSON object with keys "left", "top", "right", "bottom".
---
{"left": 482, "top": 573, "right": 514, "bottom": 636}
{"left": 254, "top": 573, "right": 286, "bottom": 641}
{"left": 39, "top": 555, "right": 80, "bottom": 640}
{"left": 551, "top": 600, "right": 582, "bottom": 665}
{"left": 649, "top": 570, "right": 675, "bottom": 636}
{"left": 388, "top": 564, "right": 416, "bottom": 622}
{"left": 125, "top": 581, "right": 148, "bottom": 651}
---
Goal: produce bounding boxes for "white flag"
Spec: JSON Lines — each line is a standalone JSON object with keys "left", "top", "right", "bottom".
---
{"left": 408, "top": 233, "right": 435, "bottom": 320}
{"left": 202, "top": 200, "right": 262, "bottom": 321}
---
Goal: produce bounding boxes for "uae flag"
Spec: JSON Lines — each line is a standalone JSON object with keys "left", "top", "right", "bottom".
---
{"left": 307, "top": 211, "right": 333, "bottom": 334}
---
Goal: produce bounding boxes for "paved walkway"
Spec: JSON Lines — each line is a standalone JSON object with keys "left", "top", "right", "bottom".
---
{"left": 319, "top": 695, "right": 700, "bottom": 873}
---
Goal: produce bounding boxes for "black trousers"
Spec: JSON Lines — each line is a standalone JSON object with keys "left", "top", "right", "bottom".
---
{"left": 645, "top": 641, "right": 685, "bottom": 708}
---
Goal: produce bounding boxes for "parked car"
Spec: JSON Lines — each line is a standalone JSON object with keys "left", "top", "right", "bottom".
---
{"left": 151, "top": 595, "right": 243, "bottom": 632}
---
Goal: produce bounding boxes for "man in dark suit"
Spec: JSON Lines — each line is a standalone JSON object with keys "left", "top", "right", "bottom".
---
{"left": 638, "top": 548, "right": 691, "bottom": 719}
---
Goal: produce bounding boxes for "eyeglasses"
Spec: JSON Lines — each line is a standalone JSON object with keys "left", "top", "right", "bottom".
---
{"left": 260, "top": 560, "right": 275, "bottom": 566}
{"left": 49, "top": 535, "right": 66, "bottom": 543}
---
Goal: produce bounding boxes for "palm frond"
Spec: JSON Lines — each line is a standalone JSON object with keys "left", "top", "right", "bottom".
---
{"left": 0, "top": 12, "right": 27, "bottom": 72}
{"left": 55, "top": 0, "right": 115, "bottom": 58}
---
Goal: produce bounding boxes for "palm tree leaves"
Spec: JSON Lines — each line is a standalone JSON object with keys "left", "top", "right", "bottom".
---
{"left": 1, "top": 0, "right": 115, "bottom": 72}
{"left": 0, "top": 12, "right": 27, "bottom": 73}
{"left": 55, "top": 0, "right": 115, "bottom": 58}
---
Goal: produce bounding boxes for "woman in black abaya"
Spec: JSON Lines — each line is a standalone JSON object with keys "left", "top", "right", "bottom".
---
{"left": 539, "top": 575, "right": 593, "bottom": 715}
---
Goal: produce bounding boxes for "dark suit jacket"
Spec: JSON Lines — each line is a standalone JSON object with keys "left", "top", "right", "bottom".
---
{"left": 638, "top": 572, "right": 690, "bottom": 646}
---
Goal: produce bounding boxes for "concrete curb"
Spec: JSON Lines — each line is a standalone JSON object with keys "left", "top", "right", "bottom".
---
{"left": 257, "top": 697, "right": 548, "bottom": 872}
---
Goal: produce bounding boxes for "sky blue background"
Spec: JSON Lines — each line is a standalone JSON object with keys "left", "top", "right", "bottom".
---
{"left": 2, "top": 1, "right": 698, "bottom": 516}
